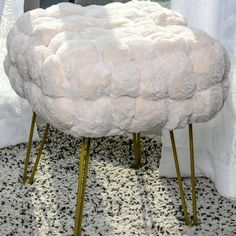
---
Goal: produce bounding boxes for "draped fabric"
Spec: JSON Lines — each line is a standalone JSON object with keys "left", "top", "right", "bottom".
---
{"left": 160, "top": 0, "right": 236, "bottom": 199}
{"left": 0, "top": 1, "right": 5, "bottom": 23}
{"left": 0, "top": 0, "right": 39, "bottom": 148}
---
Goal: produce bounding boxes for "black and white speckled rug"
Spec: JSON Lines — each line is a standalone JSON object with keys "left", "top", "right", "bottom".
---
{"left": 0, "top": 127, "right": 236, "bottom": 236}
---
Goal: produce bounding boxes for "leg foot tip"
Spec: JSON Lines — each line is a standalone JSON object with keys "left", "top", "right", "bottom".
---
{"left": 20, "top": 176, "right": 35, "bottom": 185}
{"left": 132, "top": 163, "right": 142, "bottom": 169}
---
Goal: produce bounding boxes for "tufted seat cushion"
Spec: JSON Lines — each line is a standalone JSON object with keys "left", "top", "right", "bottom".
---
{"left": 4, "top": 1, "right": 230, "bottom": 137}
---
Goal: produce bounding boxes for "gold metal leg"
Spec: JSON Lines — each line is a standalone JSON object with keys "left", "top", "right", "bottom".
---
{"left": 189, "top": 124, "right": 198, "bottom": 225}
{"left": 133, "top": 133, "right": 141, "bottom": 169}
{"left": 169, "top": 130, "right": 191, "bottom": 226}
{"left": 137, "top": 133, "right": 141, "bottom": 166}
{"left": 29, "top": 124, "right": 50, "bottom": 184}
{"left": 22, "top": 112, "right": 50, "bottom": 184}
{"left": 23, "top": 112, "right": 37, "bottom": 183}
{"left": 74, "top": 138, "right": 91, "bottom": 236}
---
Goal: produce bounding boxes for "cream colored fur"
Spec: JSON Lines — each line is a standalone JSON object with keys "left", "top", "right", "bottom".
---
{"left": 4, "top": 1, "right": 230, "bottom": 137}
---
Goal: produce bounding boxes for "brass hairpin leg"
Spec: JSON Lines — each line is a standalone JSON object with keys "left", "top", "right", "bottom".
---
{"left": 74, "top": 137, "right": 91, "bottom": 236}
{"left": 22, "top": 112, "right": 50, "bottom": 184}
{"left": 169, "top": 130, "right": 191, "bottom": 226}
{"left": 169, "top": 124, "right": 198, "bottom": 226}
{"left": 22, "top": 112, "right": 37, "bottom": 183}
{"left": 189, "top": 124, "right": 197, "bottom": 225}
{"left": 133, "top": 133, "right": 141, "bottom": 169}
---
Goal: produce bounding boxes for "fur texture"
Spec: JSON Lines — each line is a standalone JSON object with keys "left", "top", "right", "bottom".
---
{"left": 4, "top": 1, "right": 230, "bottom": 137}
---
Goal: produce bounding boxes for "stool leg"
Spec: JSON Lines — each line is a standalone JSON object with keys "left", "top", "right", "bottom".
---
{"left": 137, "top": 133, "right": 141, "bottom": 166}
{"left": 74, "top": 138, "right": 91, "bottom": 236}
{"left": 169, "top": 130, "right": 190, "bottom": 226}
{"left": 28, "top": 124, "right": 50, "bottom": 184}
{"left": 133, "top": 133, "right": 141, "bottom": 169}
{"left": 22, "top": 112, "right": 37, "bottom": 183}
{"left": 189, "top": 124, "right": 198, "bottom": 226}
{"left": 22, "top": 112, "right": 50, "bottom": 184}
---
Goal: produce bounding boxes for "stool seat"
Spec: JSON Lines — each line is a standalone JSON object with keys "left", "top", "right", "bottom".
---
{"left": 4, "top": 1, "right": 229, "bottom": 137}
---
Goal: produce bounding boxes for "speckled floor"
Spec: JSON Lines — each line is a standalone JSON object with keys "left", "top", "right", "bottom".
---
{"left": 0, "top": 127, "right": 236, "bottom": 236}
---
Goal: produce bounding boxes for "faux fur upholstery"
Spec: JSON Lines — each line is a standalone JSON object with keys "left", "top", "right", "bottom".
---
{"left": 4, "top": 1, "right": 230, "bottom": 137}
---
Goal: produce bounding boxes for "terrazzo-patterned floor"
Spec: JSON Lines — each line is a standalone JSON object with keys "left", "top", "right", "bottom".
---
{"left": 0, "top": 127, "right": 236, "bottom": 236}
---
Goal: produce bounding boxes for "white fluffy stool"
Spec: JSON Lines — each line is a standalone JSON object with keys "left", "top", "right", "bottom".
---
{"left": 4, "top": 1, "right": 230, "bottom": 235}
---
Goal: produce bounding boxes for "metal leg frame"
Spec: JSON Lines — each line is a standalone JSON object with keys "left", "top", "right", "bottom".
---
{"left": 189, "top": 124, "right": 197, "bottom": 226}
{"left": 23, "top": 114, "right": 196, "bottom": 232}
{"left": 74, "top": 137, "right": 91, "bottom": 236}
{"left": 169, "top": 124, "right": 198, "bottom": 226}
{"left": 133, "top": 133, "right": 141, "bottom": 169}
{"left": 22, "top": 112, "right": 50, "bottom": 184}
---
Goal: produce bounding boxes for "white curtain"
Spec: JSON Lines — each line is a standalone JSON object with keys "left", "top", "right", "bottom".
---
{"left": 160, "top": 0, "right": 236, "bottom": 199}
{"left": 0, "top": 0, "right": 5, "bottom": 23}
{"left": 0, "top": 0, "right": 39, "bottom": 148}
